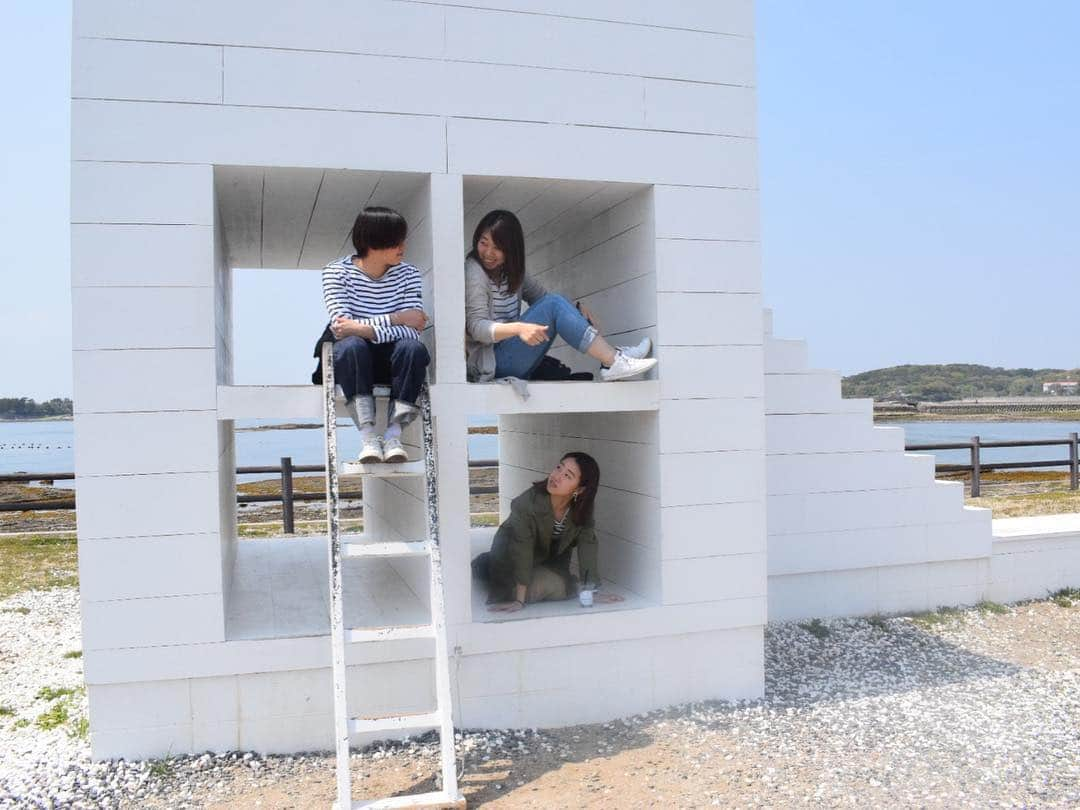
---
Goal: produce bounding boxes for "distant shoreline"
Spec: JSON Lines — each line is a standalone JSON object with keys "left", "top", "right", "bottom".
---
{"left": 0, "top": 416, "right": 72, "bottom": 423}
{"left": 875, "top": 411, "right": 1080, "bottom": 423}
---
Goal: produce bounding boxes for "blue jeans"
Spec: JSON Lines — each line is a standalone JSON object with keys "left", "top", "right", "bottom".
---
{"left": 333, "top": 337, "right": 429, "bottom": 405}
{"left": 494, "top": 294, "right": 598, "bottom": 379}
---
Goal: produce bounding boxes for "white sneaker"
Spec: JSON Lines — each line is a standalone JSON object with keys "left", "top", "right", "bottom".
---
{"left": 358, "top": 435, "right": 383, "bottom": 464}
{"left": 382, "top": 436, "right": 409, "bottom": 463}
{"left": 600, "top": 351, "right": 658, "bottom": 382}
{"left": 617, "top": 336, "right": 652, "bottom": 360}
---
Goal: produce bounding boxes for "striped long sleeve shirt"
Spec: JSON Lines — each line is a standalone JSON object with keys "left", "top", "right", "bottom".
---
{"left": 321, "top": 256, "right": 426, "bottom": 344}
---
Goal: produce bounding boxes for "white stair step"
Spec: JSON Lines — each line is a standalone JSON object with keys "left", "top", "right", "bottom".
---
{"left": 345, "top": 790, "right": 466, "bottom": 809}
{"left": 343, "top": 540, "right": 430, "bottom": 559}
{"left": 341, "top": 460, "right": 425, "bottom": 477}
{"left": 347, "top": 624, "right": 434, "bottom": 643}
{"left": 349, "top": 710, "right": 442, "bottom": 735}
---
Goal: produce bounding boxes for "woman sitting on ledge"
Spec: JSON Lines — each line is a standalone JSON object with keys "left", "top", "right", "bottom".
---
{"left": 472, "top": 451, "right": 624, "bottom": 612}
{"left": 464, "top": 209, "right": 658, "bottom": 383}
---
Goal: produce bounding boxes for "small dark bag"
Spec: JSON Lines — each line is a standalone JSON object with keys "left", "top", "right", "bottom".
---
{"left": 310, "top": 324, "right": 335, "bottom": 385}
{"left": 529, "top": 355, "right": 594, "bottom": 382}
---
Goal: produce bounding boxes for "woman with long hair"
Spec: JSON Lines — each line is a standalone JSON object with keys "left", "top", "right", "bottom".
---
{"left": 472, "top": 451, "right": 624, "bottom": 612}
{"left": 464, "top": 209, "right": 658, "bottom": 383}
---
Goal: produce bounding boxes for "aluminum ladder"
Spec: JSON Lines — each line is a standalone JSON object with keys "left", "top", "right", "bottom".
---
{"left": 321, "top": 343, "right": 464, "bottom": 810}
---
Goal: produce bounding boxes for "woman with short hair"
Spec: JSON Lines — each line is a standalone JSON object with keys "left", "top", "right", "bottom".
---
{"left": 314, "top": 206, "right": 429, "bottom": 463}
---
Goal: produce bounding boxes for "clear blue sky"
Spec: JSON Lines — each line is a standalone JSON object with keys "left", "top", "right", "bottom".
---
{"left": 2, "top": 1, "right": 1077, "bottom": 400}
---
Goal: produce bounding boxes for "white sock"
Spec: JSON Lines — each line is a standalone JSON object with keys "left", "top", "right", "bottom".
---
{"left": 359, "top": 424, "right": 378, "bottom": 444}
{"left": 383, "top": 422, "right": 402, "bottom": 442}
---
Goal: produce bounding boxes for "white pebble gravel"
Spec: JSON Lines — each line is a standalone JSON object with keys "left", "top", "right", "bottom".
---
{"left": 2, "top": 588, "right": 1077, "bottom": 808}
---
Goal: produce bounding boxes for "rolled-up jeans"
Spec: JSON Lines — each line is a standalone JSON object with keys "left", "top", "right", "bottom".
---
{"left": 493, "top": 293, "right": 598, "bottom": 379}
{"left": 333, "top": 336, "right": 429, "bottom": 426}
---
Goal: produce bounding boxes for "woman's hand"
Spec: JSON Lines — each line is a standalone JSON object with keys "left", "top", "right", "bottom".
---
{"left": 330, "top": 316, "right": 356, "bottom": 339}
{"left": 332, "top": 317, "right": 376, "bottom": 340}
{"left": 593, "top": 592, "right": 624, "bottom": 604}
{"left": 392, "top": 309, "right": 428, "bottom": 331}
{"left": 488, "top": 600, "right": 525, "bottom": 613}
{"left": 515, "top": 322, "right": 549, "bottom": 346}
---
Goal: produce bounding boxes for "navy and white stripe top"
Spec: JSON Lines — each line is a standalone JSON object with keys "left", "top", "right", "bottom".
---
{"left": 322, "top": 256, "right": 425, "bottom": 344}
{"left": 489, "top": 278, "right": 521, "bottom": 323}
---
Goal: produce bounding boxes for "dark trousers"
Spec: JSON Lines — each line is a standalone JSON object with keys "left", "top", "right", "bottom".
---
{"left": 332, "top": 336, "right": 429, "bottom": 404}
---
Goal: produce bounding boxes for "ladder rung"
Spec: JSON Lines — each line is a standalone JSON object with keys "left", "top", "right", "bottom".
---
{"left": 341, "top": 460, "right": 426, "bottom": 478}
{"left": 347, "top": 624, "right": 434, "bottom": 643}
{"left": 343, "top": 540, "right": 430, "bottom": 558}
{"left": 349, "top": 710, "right": 442, "bottom": 735}
{"left": 348, "top": 790, "right": 466, "bottom": 809}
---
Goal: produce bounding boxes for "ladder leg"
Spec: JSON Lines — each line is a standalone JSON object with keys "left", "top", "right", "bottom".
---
{"left": 420, "top": 387, "right": 460, "bottom": 800}
{"left": 323, "top": 342, "right": 352, "bottom": 809}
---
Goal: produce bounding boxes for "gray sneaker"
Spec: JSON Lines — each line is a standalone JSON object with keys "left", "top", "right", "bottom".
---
{"left": 600, "top": 351, "right": 658, "bottom": 382}
{"left": 617, "top": 336, "right": 652, "bottom": 360}
{"left": 358, "top": 435, "right": 383, "bottom": 464}
{"left": 382, "top": 435, "right": 409, "bottom": 463}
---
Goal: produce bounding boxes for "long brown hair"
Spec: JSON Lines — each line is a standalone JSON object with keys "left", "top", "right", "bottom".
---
{"left": 533, "top": 451, "right": 600, "bottom": 525}
{"left": 467, "top": 209, "right": 526, "bottom": 294}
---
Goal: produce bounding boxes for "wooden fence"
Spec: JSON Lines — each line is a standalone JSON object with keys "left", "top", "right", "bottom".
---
{"left": 0, "top": 458, "right": 498, "bottom": 533}
{"left": 906, "top": 433, "right": 1079, "bottom": 497}
{"left": 3, "top": 431, "right": 1078, "bottom": 516}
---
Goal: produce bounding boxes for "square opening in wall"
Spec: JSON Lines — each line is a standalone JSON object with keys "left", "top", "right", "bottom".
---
{"left": 469, "top": 409, "right": 660, "bottom": 622}
{"left": 214, "top": 167, "right": 437, "bottom": 388}
{"left": 224, "top": 401, "right": 431, "bottom": 642}
{"left": 462, "top": 176, "right": 657, "bottom": 386}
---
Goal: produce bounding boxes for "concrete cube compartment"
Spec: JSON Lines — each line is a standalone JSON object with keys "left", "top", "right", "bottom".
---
{"left": 462, "top": 175, "right": 657, "bottom": 384}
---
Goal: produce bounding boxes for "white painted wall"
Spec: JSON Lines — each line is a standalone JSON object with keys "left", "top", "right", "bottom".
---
{"left": 989, "top": 515, "right": 1080, "bottom": 603}
{"left": 763, "top": 309, "right": 994, "bottom": 619}
{"left": 73, "top": 0, "right": 766, "bottom": 758}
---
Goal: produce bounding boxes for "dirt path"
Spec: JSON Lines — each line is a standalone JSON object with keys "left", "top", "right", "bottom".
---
{"left": 124, "top": 600, "right": 1080, "bottom": 810}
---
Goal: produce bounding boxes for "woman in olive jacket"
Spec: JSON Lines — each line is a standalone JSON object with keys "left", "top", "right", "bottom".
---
{"left": 472, "top": 451, "right": 624, "bottom": 612}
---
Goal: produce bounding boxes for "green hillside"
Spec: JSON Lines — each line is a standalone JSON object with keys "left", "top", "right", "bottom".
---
{"left": 0, "top": 397, "right": 73, "bottom": 419}
{"left": 841, "top": 365, "right": 1080, "bottom": 402}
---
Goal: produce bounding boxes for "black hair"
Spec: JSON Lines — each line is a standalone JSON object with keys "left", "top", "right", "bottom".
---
{"left": 467, "top": 209, "right": 526, "bottom": 294}
{"left": 352, "top": 206, "right": 408, "bottom": 258}
{"left": 533, "top": 451, "right": 600, "bottom": 526}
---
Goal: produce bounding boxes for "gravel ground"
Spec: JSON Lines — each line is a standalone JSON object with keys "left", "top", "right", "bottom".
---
{"left": 1, "top": 589, "right": 1077, "bottom": 809}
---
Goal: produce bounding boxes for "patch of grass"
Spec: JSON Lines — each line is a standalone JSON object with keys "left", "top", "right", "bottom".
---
{"left": 68, "top": 715, "right": 89, "bottom": 740}
{"left": 0, "top": 534, "right": 78, "bottom": 598}
{"left": 470, "top": 513, "right": 499, "bottom": 528}
{"left": 909, "top": 606, "right": 965, "bottom": 629}
{"left": 1050, "top": 587, "right": 1080, "bottom": 608}
{"left": 976, "top": 600, "right": 1009, "bottom": 615}
{"left": 798, "top": 618, "right": 830, "bottom": 639}
{"left": 866, "top": 615, "right": 891, "bottom": 632}
{"left": 35, "top": 701, "right": 70, "bottom": 731}
{"left": 1, "top": 606, "right": 31, "bottom": 615}
{"left": 36, "top": 685, "right": 78, "bottom": 702}
{"left": 13, "top": 718, "right": 30, "bottom": 729}
{"left": 62, "top": 650, "right": 82, "bottom": 660}
{"left": 0, "top": 704, "right": 14, "bottom": 717}
{"left": 148, "top": 758, "right": 176, "bottom": 778}
{"left": 966, "top": 490, "right": 1080, "bottom": 518}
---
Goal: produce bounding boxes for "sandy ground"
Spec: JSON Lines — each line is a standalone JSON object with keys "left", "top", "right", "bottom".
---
{"left": 117, "top": 600, "right": 1078, "bottom": 810}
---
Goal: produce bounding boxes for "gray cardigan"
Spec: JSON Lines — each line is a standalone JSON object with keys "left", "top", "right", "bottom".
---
{"left": 464, "top": 256, "right": 547, "bottom": 381}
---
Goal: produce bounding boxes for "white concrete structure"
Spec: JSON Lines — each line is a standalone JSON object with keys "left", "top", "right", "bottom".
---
{"left": 762, "top": 310, "right": 994, "bottom": 620}
{"left": 71, "top": 1, "right": 1074, "bottom": 761}
{"left": 72, "top": 0, "right": 765, "bottom": 759}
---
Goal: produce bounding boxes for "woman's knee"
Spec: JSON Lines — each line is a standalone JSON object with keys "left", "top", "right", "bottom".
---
{"left": 532, "top": 293, "right": 573, "bottom": 311}
{"left": 333, "top": 335, "right": 369, "bottom": 361}
{"left": 392, "top": 338, "right": 430, "bottom": 365}
{"left": 525, "top": 566, "right": 568, "bottom": 603}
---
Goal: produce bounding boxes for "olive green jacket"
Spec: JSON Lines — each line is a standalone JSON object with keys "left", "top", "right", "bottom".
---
{"left": 489, "top": 485, "right": 599, "bottom": 591}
